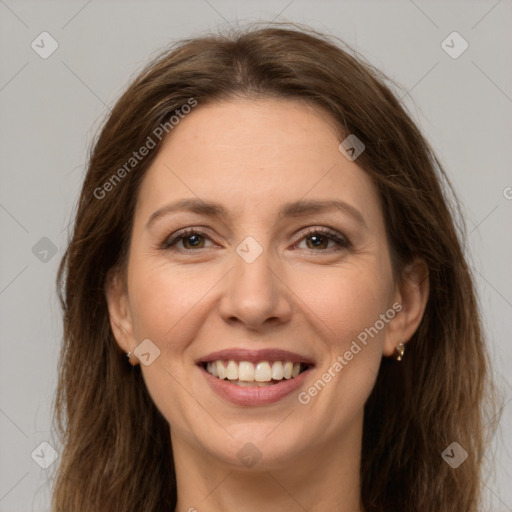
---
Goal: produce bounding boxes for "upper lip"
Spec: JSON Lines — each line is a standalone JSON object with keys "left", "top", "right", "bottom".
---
{"left": 196, "top": 348, "right": 316, "bottom": 365}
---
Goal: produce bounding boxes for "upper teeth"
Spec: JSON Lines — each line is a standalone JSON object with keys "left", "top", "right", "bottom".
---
{"left": 206, "top": 360, "right": 303, "bottom": 382}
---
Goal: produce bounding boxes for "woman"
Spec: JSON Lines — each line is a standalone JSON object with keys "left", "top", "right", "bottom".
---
{"left": 52, "top": 21, "right": 498, "bottom": 511}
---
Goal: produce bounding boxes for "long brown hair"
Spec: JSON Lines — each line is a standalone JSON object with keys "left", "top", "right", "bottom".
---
{"left": 52, "top": 21, "right": 499, "bottom": 511}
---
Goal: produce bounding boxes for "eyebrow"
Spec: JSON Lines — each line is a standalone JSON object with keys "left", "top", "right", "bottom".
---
{"left": 146, "top": 198, "right": 368, "bottom": 230}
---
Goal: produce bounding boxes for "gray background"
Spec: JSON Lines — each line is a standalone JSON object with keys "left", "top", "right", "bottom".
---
{"left": 0, "top": 1, "right": 511, "bottom": 510}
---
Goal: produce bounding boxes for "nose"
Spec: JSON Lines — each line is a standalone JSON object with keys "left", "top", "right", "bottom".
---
{"left": 217, "top": 244, "right": 293, "bottom": 331}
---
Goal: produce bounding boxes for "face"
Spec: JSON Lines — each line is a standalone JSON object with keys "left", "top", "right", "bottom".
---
{"left": 108, "top": 98, "right": 418, "bottom": 471}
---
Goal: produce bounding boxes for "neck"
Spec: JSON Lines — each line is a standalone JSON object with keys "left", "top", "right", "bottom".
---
{"left": 171, "top": 414, "right": 365, "bottom": 512}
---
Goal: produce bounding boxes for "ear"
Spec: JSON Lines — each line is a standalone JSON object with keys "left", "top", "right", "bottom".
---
{"left": 382, "top": 257, "right": 430, "bottom": 357}
{"left": 105, "top": 268, "right": 136, "bottom": 353}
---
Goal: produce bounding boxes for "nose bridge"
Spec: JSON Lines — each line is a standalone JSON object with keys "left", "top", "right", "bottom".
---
{"left": 217, "top": 236, "right": 291, "bottom": 329}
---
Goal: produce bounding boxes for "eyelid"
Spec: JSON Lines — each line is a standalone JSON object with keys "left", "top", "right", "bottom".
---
{"left": 294, "top": 226, "right": 351, "bottom": 250}
{"left": 161, "top": 226, "right": 216, "bottom": 250}
{"left": 161, "top": 225, "right": 351, "bottom": 252}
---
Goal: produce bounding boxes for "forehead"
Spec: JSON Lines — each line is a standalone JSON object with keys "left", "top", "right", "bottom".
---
{"left": 160, "top": 97, "right": 342, "bottom": 165}
{"left": 134, "top": 98, "right": 382, "bottom": 228}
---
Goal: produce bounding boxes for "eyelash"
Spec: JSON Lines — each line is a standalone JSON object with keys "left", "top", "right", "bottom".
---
{"left": 161, "top": 226, "right": 351, "bottom": 253}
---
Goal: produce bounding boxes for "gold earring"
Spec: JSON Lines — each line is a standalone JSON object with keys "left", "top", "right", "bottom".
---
{"left": 394, "top": 342, "right": 405, "bottom": 361}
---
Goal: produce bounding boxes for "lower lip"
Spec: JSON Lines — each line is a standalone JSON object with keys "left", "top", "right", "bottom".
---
{"left": 200, "top": 365, "right": 313, "bottom": 406}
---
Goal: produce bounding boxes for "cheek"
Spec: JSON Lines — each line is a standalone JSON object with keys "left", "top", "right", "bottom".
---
{"left": 289, "top": 265, "right": 391, "bottom": 438}
{"left": 290, "top": 261, "right": 393, "bottom": 350}
{"left": 126, "top": 260, "right": 215, "bottom": 434}
{"left": 127, "top": 251, "right": 394, "bottom": 359}
{"left": 127, "top": 259, "right": 215, "bottom": 345}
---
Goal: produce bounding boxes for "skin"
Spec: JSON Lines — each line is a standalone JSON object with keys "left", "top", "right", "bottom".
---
{"left": 106, "top": 98, "right": 429, "bottom": 512}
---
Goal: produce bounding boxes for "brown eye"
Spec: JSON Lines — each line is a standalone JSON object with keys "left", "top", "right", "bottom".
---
{"left": 162, "top": 229, "right": 213, "bottom": 251}
{"left": 305, "top": 233, "right": 331, "bottom": 250}
{"left": 161, "top": 227, "right": 350, "bottom": 253}
{"left": 296, "top": 228, "right": 350, "bottom": 251}
{"left": 181, "top": 233, "right": 206, "bottom": 250}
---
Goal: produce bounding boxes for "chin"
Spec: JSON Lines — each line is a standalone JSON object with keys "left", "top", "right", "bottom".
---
{"left": 193, "top": 420, "right": 313, "bottom": 471}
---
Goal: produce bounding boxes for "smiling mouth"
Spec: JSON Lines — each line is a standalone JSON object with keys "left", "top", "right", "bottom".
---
{"left": 200, "top": 360, "right": 311, "bottom": 386}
